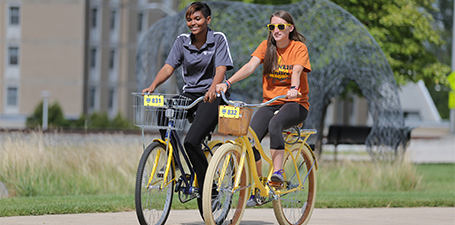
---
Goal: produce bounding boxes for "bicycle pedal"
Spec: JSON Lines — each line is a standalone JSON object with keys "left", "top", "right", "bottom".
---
{"left": 268, "top": 181, "right": 284, "bottom": 189}
{"left": 157, "top": 168, "right": 165, "bottom": 178}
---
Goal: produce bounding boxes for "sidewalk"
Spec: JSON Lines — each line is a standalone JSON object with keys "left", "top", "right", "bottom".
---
{"left": 0, "top": 207, "right": 453, "bottom": 225}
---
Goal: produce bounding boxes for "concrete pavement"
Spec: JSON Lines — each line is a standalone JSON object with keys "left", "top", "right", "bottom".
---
{"left": 0, "top": 207, "right": 454, "bottom": 225}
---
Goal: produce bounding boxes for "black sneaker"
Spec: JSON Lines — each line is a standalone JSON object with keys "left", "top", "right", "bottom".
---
{"left": 157, "top": 166, "right": 165, "bottom": 178}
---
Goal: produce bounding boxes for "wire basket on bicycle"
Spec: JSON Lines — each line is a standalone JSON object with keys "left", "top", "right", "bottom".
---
{"left": 133, "top": 93, "right": 191, "bottom": 131}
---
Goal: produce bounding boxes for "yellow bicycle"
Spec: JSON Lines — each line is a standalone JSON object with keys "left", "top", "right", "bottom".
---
{"left": 132, "top": 93, "right": 222, "bottom": 225}
{"left": 202, "top": 92, "right": 318, "bottom": 225}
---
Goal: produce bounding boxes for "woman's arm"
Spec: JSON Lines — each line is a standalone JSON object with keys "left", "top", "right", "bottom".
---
{"left": 216, "top": 56, "right": 261, "bottom": 93}
{"left": 287, "top": 64, "right": 303, "bottom": 99}
{"left": 142, "top": 64, "right": 175, "bottom": 94}
{"left": 205, "top": 65, "right": 227, "bottom": 102}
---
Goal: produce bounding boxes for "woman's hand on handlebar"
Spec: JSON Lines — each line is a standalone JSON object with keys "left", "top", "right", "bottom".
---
{"left": 286, "top": 88, "right": 299, "bottom": 99}
{"left": 204, "top": 87, "right": 217, "bottom": 103}
{"left": 142, "top": 87, "right": 155, "bottom": 96}
{"left": 216, "top": 83, "right": 228, "bottom": 94}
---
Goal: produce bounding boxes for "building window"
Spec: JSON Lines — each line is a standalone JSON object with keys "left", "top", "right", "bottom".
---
{"left": 7, "top": 87, "right": 18, "bottom": 106}
{"left": 9, "top": 6, "right": 20, "bottom": 25}
{"left": 90, "top": 48, "right": 97, "bottom": 68}
{"left": 91, "top": 8, "right": 98, "bottom": 28}
{"left": 89, "top": 87, "right": 96, "bottom": 109}
{"left": 109, "top": 49, "right": 116, "bottom": 70}
{"left": 138, "top": 12, "right": 143, "bottom": 32}
{"left": 110, "top": 10, "right": 117, "bottom": 31}
{"left": 8, "top": 47, "right": 19, "bottom": 65}
{"left": 108, "top": 88, "right": 115, "bottom": 110}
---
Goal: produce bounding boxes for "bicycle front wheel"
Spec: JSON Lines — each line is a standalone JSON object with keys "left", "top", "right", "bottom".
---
{"left": 135, "top": 142, "right": 174, "bottom": 225}
{"left": 203, "top": 143, "right": 250, "bottom": 225}
{"left": 273, "top": 143, "right": 317, "bottom": 225}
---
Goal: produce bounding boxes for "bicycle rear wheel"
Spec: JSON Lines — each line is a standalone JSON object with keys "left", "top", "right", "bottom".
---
{"left": 273, "top": 143, "right": 317, "bottom": 225}
{"left": 203, "top": 143, "right": 250, "bottom": 225}
{"left": 135, "top": 142, "right": 174, "bottom": 225}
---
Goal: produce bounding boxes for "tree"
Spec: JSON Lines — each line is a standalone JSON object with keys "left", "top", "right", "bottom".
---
{"left": 325, "top": 0, "right": 452, "bottom": 118}
{"left": 428, "top": 0, "right": 453, "bottom": 66}
{"left": 426, "top": 0, "right": 453, "bottom": 119}
{"left": 179, "top": 0, "right": 451, "bottom": 117}
{"left": 187, "top": 0, "right": 450, "bottom": 86}
{"left": 329, "top": 0, "right": 450, "bottom": 87}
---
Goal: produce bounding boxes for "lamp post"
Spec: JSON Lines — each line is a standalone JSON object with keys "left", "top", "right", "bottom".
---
{"left": 42, "top": 90, "right": 50, "bottom": 130}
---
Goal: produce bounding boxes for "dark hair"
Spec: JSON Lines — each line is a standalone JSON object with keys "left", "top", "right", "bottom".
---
{"left": 263, "top": 10, "right": 306, "bottom": 75}
{"left": 186, "top": 1, "right": 211, "bottom": 19}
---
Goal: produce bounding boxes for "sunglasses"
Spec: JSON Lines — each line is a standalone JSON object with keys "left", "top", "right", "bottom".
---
{"left": 267, "top": 23, "right": 292, "bottom": 31}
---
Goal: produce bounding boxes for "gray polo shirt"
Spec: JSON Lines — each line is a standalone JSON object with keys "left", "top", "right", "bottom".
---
{"left": 165, "top": 28, "right": 234, "bottom": 93}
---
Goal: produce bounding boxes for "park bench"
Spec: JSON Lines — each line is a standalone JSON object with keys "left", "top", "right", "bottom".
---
{"left": 326, "top": 125, "right": 372, "bottom": 161}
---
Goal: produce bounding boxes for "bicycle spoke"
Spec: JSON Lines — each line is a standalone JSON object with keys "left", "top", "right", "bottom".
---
{"left": 135, "top": 142, "right": 174, "bottom": 225}
{"left": 203, "top": 143, "right": 250, "bottom": 225}
{"left": 273, "top": 144, "right": 316, "bottom": 225}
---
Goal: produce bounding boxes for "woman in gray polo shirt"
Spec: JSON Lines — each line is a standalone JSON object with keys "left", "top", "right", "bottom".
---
{"left": 142, "top": 1, "right": 233, "bottom": 210}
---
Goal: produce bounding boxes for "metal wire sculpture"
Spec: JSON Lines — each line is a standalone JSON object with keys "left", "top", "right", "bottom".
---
{"left": 136, "top": 0, "right": 412, "bottom": 161}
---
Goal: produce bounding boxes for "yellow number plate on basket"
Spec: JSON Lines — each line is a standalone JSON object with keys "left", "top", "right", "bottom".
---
{"left": 144, "top": 95, "right": 164, "bottom": 107}
{"left": 219, "top": 105, "right": 240, "bottom": 118}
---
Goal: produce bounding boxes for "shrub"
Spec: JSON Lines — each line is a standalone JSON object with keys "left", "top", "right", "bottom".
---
{"left": 26, "top": 101, "right": 67, "bottom": 128}
{"left": 26, "top": 101, "right": 134, "bottom": 130}
{"left": 87, "top": 112, "right": 111, "bottom": 129}
{"left": 112, "top": 113, "right": 133, "bottom": 129}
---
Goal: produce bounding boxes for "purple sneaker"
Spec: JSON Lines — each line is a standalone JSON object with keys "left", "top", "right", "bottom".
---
{"left": 270, "top": 169, "right": 285, "bottom": 183}
{"left": 246, "top": 195, "right": 258, "bottom": 207}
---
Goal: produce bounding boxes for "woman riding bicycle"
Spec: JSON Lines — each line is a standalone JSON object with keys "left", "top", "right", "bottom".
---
{"left": 216, "top": 10, "right": 311, "bottom": 206}
{"left": 142, "top": 1, "right": 233, "bottom": 204}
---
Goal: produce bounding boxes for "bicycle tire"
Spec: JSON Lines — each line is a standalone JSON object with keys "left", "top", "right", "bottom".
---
{"left": 273, "top": 143, "right": 317, "bottom": 225}
{"left": 202, "top": 143, "right": 250, "bottom": 225}
{"left": 205, "top": 141, "right": 222, "bottom": 162}
{"left": 197, "top": 141, "right": 223, "bottom": 219}
{"left": 135, "top": 142, "right": 174, "bottom": 225}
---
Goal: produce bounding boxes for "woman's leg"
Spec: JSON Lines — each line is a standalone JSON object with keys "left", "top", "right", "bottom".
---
{"left": 268, "top": 103, "right": 308, "bottom": 174}
{"left": 249, "top": 105, "right": 279, "bottom": 176}
{"left": 184, "top": 96, "right": 221, "bottom": 191}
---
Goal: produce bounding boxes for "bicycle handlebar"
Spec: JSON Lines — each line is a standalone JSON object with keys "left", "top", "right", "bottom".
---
{"left": 219, "top": 91, "right": 287, "bottom": 108}
{"left": 178, "top": 96, "right": 205, "bottom": 109}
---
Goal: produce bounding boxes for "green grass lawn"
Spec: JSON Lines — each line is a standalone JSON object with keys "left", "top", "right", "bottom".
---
{"left": 1, "top": 163, "right": 453, "bottom": 217}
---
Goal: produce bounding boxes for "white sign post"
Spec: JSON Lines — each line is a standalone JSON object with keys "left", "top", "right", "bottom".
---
{"left": 42, "top": 90, "right": 50, "bottom": 130}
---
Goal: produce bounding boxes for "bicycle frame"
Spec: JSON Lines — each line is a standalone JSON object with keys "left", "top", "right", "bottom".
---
{"left": 143, "top": 130, "right": 198, "bottom": 193}
{"left": 140, "top": 94, "right": 206, "bottom": 198}
{"left": 217, "top": 126, "right": 318, "bottom": 199}
{"left": 203, "top": 92, "right": 319, "bottom": 225}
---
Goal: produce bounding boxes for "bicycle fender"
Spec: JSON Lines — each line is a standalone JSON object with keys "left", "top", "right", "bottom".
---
{"left": 208, "top": 140, "right": 223, "bottom": 149}
{"left": 153, "top": 138, "right": 168, "bottom": 146}
{"left": 304, "top": 142, "right": 318, "bottom": 171}
{"left": 225, "top": 140, "right": 237, "bottom": 145}
{"left": 290, "top": 141, "right": 318, "bottom": 171}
